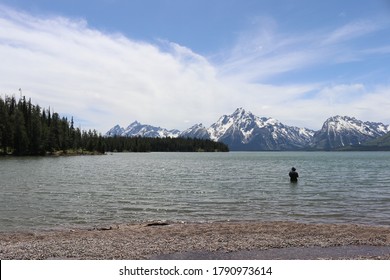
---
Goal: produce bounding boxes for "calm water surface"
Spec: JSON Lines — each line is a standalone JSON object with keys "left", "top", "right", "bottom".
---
{"left": 1, "top": 152, "right": 390, "bottom": 231}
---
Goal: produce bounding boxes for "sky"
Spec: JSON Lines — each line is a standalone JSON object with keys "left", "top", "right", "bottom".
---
{"left": 1, "top": 0, "right": 390, "bottom": 132}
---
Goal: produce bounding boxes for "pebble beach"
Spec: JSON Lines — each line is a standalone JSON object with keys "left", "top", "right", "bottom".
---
{"left": 1, "top": 221, "right": 390, "bottom": 260}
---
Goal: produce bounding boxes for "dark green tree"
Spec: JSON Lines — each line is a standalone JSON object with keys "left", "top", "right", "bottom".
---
{"left": 13, "top": 110, "right": 29, "bottom": 155}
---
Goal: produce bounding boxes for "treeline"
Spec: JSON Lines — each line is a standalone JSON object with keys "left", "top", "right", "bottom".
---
{"left": 0, "top": 95, "right": 102, "bottom": 155}
{"left": 0, "top": 95, "right": 228, "bottom": 155}
{"left": 104, "top": 136, "right": 229, "bottom": 152}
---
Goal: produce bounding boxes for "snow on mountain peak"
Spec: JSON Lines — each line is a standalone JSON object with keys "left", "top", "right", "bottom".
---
{"left": 125, "top": 121, "right": 141, "bottom": 130}
{"left": 313, "top": 115, "right": 390, "bottom": 149}
{"left": 232, "top": 107, "right": 250, "bottom": 117}
{"left": 322, "top": 115, "right": 389, "bottom": 137}
{"left": 105, "top": 121, "right": 180, "bottom": 138}
{"left": 104, "top": 109, "right": 389, "bottom": 150}
{"left": 205, "top": 108, "right": 315, "bottom": 149}
{"left": 105, "top": 124, "right": 125, "bottom": 137}
{"left": 179, "top": 123, "right": 209, "bottom": 139}
{"left": 208, "top": 108, "right": 255, "bottom": 140}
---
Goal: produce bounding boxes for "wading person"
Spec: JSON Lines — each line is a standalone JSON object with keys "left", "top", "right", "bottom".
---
{"left": 289, "top": 167, "right": 299, "bottom": 182}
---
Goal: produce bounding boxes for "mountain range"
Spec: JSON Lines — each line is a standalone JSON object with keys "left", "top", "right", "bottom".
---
{"left": 105, "top": 108, "right": 390, "bottom": 151}
{"left": 105, "top": 121, "right": 180, "bottom": 138}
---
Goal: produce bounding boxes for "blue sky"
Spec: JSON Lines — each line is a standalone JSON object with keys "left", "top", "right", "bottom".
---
{"left": 1, "top": 0, "right": 390, "bottom": 132}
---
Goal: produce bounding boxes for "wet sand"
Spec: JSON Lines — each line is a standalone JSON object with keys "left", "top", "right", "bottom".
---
{"left": 1, "top": 221, "right": 390, "bottom": 260}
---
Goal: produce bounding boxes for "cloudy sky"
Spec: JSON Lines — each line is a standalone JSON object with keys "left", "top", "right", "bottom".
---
{"left": 1, "top": 0, "right": 390, "bottom": 132}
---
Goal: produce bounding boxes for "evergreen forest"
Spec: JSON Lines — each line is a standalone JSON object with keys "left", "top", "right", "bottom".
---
{"left": 0, "top": 95, "right": 228, "bottom": 156}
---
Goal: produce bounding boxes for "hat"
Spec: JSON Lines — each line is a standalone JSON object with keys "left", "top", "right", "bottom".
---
{"left": 291, "top": 167, "right": 296, "bottom": 171}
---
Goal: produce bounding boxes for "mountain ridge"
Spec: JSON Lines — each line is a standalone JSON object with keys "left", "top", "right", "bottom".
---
{"left": 312, "top": 115, "right": 390, "bottom": 150}
{"left": 106, "top": 121, "right": 180, "bottom": 138}
{"left": 105, "top": 108, "right": 390, "bottom": 151}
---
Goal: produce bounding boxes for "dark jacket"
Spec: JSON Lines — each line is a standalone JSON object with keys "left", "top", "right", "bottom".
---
{"left": 289, "top": 170, "right": 299, "bottom": 182}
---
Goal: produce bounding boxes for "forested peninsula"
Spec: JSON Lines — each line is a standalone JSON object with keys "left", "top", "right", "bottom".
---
{"left": 0, "top": 95, "right": 228, "bottom": 156}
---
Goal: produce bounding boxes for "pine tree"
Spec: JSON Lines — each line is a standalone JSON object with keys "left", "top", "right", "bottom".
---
{"left": 13, "top": 110, "right": 29, "bottom": 155}
{"left": 30, "top": 105, "right": 43, "bottom": 155}
{"left": 0, "top": 97, "right": 6, "bottom": 154}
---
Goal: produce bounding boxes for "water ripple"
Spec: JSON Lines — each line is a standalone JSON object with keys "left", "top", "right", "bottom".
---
{"left": 1, "top": 152, "right": 390, "bottom": 231}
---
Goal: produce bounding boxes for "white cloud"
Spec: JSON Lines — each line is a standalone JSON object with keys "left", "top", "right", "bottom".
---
{"left": 219, "top": 17, "right": 390, "bottom": 83}
{"left": 274, "top": 84, "right": 390, "bottom": 129}
{"left": 322, "top": 20, "right": 383, "bottom": 45}
{"left": 0, "top": 6, "right": 229, "bottom": 131}
{"left": 317, "top": 84, "right": 366, "bottom": 105}
{"left": 217, "top": 17, "right": 320, "bottom": 82}
{"left": 1, "top": 6, "right": 390, "bottom": 134}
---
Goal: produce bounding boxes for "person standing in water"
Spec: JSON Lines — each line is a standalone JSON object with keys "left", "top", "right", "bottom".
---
{"left": 289, "top": 167, "right": 299, "bottom": 182}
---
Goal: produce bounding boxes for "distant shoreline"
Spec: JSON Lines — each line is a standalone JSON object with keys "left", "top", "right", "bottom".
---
{"left": 1, "top": 221, "right": 390, "bottom": 260}
{"left": 0, "top": 149, "right": 104, "bottom": 157}
{"left": 3, "top": 149, "right": 390, "bottom": 157}
{"left": 0, "top": 149, "right": 228, "bottom": 157}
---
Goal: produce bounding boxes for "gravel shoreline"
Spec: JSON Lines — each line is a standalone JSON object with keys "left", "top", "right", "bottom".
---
{"left": 1, "top": 221, "right": 390, "bottom": 260}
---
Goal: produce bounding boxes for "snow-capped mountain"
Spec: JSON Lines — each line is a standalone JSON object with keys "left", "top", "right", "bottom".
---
{"left": 105, "top": 124, "right": 125, "bottom": 137}
{"left": 204, "top": 108, "right": 314, "bottom": 150}
{"left": 105, "top": 121, "right": 180, "bottom": 138}
{"left": 179, "top": 123, "right": 210, "bottom": 139}
{"left": 105, "top": 109, "right": 390, "bottom": 150}
{"left": 311, "top": 115, "right": 390, "bottom": 150}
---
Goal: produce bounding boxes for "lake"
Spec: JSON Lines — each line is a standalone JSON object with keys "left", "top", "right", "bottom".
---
{"left": 1, "top": 152, "right": 390, "bottom": 232}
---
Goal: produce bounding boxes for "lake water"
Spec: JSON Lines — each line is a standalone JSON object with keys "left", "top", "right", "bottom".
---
{"left": 1, "top": 152, "right": 390, "bottom": 232}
